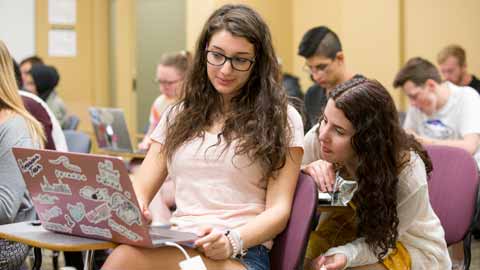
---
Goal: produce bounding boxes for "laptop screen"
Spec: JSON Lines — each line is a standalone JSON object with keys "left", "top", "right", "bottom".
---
{"left": 88, "top": 107, "right": 134, "bottom": 153}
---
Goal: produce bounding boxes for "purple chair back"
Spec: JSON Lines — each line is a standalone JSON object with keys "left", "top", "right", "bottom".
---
{"left": 270, "top": 172, "right": 318, "bottom": 270}
{"left": 425, "top": 145, "right": 479, "bottom": 245}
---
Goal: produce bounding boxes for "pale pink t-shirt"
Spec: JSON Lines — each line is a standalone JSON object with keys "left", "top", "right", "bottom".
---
{"left": 150, "top": 105, "right": 304, "bottom": 242}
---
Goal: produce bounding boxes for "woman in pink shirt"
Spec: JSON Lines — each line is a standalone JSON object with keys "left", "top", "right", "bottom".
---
{"left": 102, "top": 4, "right": 304, "bottom": 270}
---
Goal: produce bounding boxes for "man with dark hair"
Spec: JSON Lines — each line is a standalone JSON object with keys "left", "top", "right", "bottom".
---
{"left": 437, "top": 44, "right": 480, "bottom": 94}
{"left": 298, "top": 26, "right": 362, "bottom": 130}
{"left": 394, "top": 57, "right": 480, "bottom": 270}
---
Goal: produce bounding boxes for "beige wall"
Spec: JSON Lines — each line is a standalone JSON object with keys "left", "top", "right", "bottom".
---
{"left": 35, "top": 0, "right": 109, "bottom": 132}
{"left": 404, "top": 0, "right": 480, "bottom": 76}
{"left": 111, "top": 0, "right": 137, "bottom": 134}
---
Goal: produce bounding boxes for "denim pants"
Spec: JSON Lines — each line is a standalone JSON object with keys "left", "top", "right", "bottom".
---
{"left": 238, "top": 245, "right": 270, "bottom": 270}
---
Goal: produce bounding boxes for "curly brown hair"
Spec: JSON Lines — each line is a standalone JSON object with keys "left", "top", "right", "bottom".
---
{"left": 162, "top": 4, "right": 291, "bottom": 180}
{"left": 326, "top": 78, "right": 432, "bottom": 259}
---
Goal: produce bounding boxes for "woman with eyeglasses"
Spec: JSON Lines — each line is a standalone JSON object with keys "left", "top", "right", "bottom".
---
{"left": 138, "top": 51, "right": 191, "bottom": 150}
{"left": 102, "top": 4, "right": 304, "bottom": 270}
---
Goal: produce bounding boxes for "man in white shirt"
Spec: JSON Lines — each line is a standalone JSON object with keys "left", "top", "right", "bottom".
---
{"left": 393, "top": 57, "right": 480, "bottom": 270}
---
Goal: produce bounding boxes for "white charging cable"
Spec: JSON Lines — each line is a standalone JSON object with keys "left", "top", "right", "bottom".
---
{"left": 165, "top": 241, "right": 190, "bottom": 259}
{"left": 165, "top": 241, "right": 207, "bottom": 270}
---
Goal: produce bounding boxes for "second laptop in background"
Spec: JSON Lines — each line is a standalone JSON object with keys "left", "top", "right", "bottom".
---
{"left": 88, "top": 107, "right": 146, "bottom": 156}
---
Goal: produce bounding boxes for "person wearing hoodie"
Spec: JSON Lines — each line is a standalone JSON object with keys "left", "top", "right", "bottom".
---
{"left": 23, "top": 64, "right": 68, "bottom": 128}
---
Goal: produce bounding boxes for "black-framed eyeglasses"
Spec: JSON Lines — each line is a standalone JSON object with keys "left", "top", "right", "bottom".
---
{"left": 302, "top": 60, "right": 333, "bottom": 75}
{"left": 206, "top": 50, "right": 255, "bottom": 72}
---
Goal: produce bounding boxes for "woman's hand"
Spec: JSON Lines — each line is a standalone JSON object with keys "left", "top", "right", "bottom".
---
{"left": 194, "top": 227, "right": 233, "bottom": 260}
{"left": 311, "top": 253, "right": 347, "bottom": 270}
{"left": 303, "top": 159, "right": 335, "bottom": 192}
{"left": 138, "top": 199, "right": 152, "bottom": 224}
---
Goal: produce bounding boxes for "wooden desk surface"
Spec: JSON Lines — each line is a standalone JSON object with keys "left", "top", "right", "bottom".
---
{"left": 0, "top": 221, "right": 116, "bottom": 252}
{"left": 96, "top": 149, "right": 146, "bottom": 159}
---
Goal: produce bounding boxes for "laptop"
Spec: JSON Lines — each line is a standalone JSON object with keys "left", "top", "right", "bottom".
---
{"left": 12, "top": 147, "right": 197, "bottom": 248}
{"left": 88, "top": 107, "right": 146, "bottom": 155}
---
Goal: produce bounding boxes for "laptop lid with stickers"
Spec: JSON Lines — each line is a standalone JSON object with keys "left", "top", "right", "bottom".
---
{"left": 12, "top": 147, "right": 197, "bottom": 248}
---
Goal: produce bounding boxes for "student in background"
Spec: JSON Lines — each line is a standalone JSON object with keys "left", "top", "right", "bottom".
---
{"left": 138, "top": 51, "right": 191, "bottom": 150}
{"left": 102, "top": 4, "right": 303, "bottom": 270}
{"left": 19, "top": 55, "right": 43, "bottom": 89}
{"left": 303, "top": 78, "right": 450, "bottom": 270}
{"left": 298, "top": 26, "right": 363, "bottom": 131}
{"left": 437, "top": 44, "right": 480, "bottom": 94}
{"left": 23, "top": 64, "right": 69, "bottom": 128}
{"left": 393, "top": 57, "right": 480, "bottom": 270}
{"left": 13, "top": 59, "right": 68, "bottom": 151}
{"left": 0, "top": 40, "right": 45, "bottom": 270}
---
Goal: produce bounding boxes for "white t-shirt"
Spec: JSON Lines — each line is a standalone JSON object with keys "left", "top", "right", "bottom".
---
{"left": 302, "top": 124, "right": 321, "bottom": 165}
{"left": 403, "top": 82, "right": 480, "bottom": 167}
{"left": 150, "top": 104, "right": 304, "bottom": 248}
{"left": 19, "top": 90, "right": 68, "bottom": 152}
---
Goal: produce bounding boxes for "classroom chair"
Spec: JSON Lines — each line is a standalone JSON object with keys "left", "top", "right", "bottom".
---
{"left": 426, "top": 145, "right": 479, "bottom": 270}
{"left": 270, "top": 172, "right": 318, "bottom": 270}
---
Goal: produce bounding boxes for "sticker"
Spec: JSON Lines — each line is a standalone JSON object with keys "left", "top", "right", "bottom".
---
{"left": 54, "top": 169, "right": 87, "bottom": 182}
{"left": 86, "top": 203, "right": 111, "bottom": 224}
{"left": 110, "top": 192, "right": 141, "bottom": 226}
{"left": 108, "top": 219, "right": 142, "bottom": 241}
{"left": 96, "top": 160, "right": 122, "bottom": 191}
{"left": 39, "top": 206, "right": 62, "bottom": 221}
{"left": 67, "top": 202, "right": 86, "bottom": 222}
{"left": 64, "top": 215, "right": 76, "bottom": 228}
{"left": 43, "top": 222, "right": 73, "bottom": 233}
{"left": 33, "top": 194, "right": 59, "bottom": 205}
{"left": 79, "top": 186, "right": 110, "bottom": 202}
{"left": 80, "top": 224, "right": 112, "bottom": 239}
{"left": 49, "top": 156, "right": 82, "bottom": 172}
{"left": 40, "top": 176, "right": 72, "bottom": 195}
{"left": 17, "top": 153, "right": 43, "bottom": 177}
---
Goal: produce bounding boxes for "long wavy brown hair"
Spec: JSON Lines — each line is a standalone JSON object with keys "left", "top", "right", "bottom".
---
{"left": 162, "top": 4, "right": 291, "bottom": 180}
{"left": 326, "top": 78, "right": 432, "bottom": 259}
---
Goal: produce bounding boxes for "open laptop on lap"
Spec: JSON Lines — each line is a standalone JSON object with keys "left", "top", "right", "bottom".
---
{"left": 88, "top": 107, "right": 146, "bottom": 157}
{"left": 12, "top": 147, "right": 197, "bottom": 248}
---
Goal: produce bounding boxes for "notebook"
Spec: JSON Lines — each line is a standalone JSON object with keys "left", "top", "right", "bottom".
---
{"left": 88, "top": 107, "right": 146, "bottom": 155}
{"left": 12, "top": 147, "right": 197, "bottom": 248}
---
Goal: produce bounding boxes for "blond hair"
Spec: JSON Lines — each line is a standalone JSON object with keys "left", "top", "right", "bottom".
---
{"left": 158, "top": 50, "right": 192, "bottom": 74}
{"left": 0, "top": 41, "right": 45, "bottom": 147}
{"left": 437, "top": 44, "right": 466, "bottom": 66}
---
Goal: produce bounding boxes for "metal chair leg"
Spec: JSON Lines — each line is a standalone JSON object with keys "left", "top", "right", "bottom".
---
{"left": 83, "top": 250, "right": 95, "bottom": 270}
{"left": 464, "top": 232, "right": 472, "bottom": 270}
{"left": 32, "top": 247, "right": 42, "bottom": 270}
{"left": 52, "top": 250, "right": 59, "bottom": 270}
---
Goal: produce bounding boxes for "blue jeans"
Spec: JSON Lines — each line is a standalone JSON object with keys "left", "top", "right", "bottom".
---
{"left": 239, "top": 245, "right": 270, "bottom": 270}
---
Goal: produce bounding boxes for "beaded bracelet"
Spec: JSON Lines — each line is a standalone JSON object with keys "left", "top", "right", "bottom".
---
{"left": 225, "top": 229, "right": 246, "bottom": 258}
